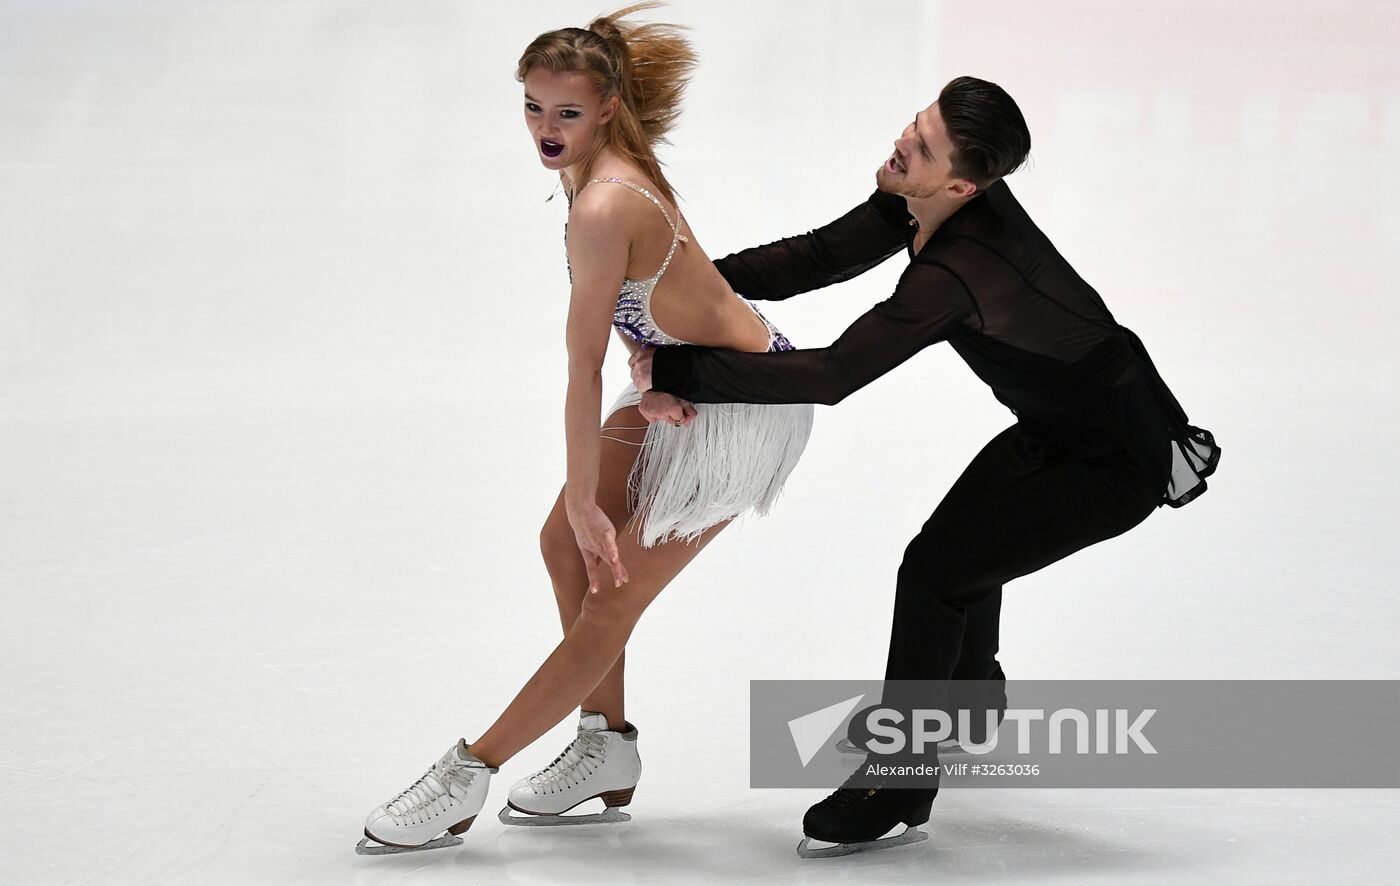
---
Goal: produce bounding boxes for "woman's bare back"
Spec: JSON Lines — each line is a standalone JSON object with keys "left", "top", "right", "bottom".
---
{"left": 577, "top": 166, "right": 773, "bottom": 355}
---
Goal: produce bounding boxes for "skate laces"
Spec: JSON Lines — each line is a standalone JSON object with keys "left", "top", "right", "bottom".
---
{"left": 386, "top": 754, "right": 477, "bottom": 824}
{"left": 529, "top": 727, "right": 608, "bottom": 793}
{"left": 829, "top": 787, "right": 876, "bottom": 809}
{"left": 829, "top": 769, "right": 887, "bottom": 808}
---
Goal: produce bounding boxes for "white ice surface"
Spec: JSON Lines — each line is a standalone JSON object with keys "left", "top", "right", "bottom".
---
{"left": 3, "top": 1, "right": 1399, "bottom": 884}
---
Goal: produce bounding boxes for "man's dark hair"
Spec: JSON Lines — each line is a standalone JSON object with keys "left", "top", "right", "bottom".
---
{"left": 937, "top": 76, "right": 1031, "bottom": 189}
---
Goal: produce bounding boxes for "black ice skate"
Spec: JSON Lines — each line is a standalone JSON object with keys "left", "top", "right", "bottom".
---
{"left": 834, "top": 735, "right": 969, "bottom": 756}
{"left": 797, "top": 783, "right": 934, "bottom": 859}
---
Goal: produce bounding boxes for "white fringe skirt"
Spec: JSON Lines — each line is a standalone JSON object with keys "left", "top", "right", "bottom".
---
{"left": 603, "top": 384, "right": 815, "bottom": 548}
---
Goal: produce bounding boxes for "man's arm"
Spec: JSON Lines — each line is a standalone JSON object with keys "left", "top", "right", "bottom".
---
{"left": 714, "top": 189, "right": 911, "bottom": 301}
{"left": 650, "top": 261, "right": 977, "bottom": 405}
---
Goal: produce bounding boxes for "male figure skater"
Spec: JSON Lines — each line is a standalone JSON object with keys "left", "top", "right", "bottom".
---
{"left": 629, "top": 76, "right": 1220, "bottom": 855}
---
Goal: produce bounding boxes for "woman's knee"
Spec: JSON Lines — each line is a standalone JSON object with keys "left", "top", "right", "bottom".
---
{"left": 539, "top": 511, "right": 577, "bottom": 574}
{"left": 577, "top": 585, "right": 649, "bottom": 637}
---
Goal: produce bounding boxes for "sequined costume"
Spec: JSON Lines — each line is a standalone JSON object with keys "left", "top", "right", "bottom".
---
{"left": 568, "top": 177, "right": 814, "bottom": 547}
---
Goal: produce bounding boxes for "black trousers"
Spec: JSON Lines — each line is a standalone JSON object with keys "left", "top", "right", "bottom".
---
{"left": 873, "top": 422, "right": 1167, "bottom": 752}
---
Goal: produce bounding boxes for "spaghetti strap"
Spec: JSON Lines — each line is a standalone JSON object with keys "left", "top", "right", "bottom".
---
{"left": 574, "top": 176, "right": 773, "bottom": 351}
{"left": 586, "top": 177, "right": 689, "bottom": 280}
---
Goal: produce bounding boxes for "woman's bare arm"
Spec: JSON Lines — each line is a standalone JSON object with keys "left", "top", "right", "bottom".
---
{"left": 563, "top": 191, "right": 634, "bottom": 588}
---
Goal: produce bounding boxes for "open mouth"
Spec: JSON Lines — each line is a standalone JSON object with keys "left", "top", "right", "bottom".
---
{"left": 886, "top": 151, "right": 906, "bottom": 174}
{"left": 540, "top": 139, "right": 564, "bottom": 158}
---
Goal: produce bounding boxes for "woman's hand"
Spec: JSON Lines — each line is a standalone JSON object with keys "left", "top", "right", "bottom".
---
{"left": 639, "top": 390, "right": 697, "bottom": 427}
{"left": 567, "top": 500, "right": 629, "bottom": 592}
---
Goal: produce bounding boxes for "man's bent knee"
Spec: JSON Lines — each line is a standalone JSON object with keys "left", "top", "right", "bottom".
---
{"left": 895, "top": 547, "right": 990, "bottom": 608}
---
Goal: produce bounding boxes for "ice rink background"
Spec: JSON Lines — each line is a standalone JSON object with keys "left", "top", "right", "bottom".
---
{"left": 2, "top": 1, "right": 1398, "bottom": 883}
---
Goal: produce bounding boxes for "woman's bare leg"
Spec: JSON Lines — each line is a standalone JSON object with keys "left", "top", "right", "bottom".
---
{"left": 470, "top": 406, "right": 728, "bottom": 767}
{"left": 540, "top": 487, "right": 631, "bottom": 728}
{"left": 536, "top": 404, "right": 662, "bottom": 729}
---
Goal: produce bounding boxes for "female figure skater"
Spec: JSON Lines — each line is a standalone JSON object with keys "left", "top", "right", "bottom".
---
{"left": 357, "top": 3, "right": 813, "bottom": 854}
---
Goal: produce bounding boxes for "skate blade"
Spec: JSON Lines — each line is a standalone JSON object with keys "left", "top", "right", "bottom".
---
{"left": 497, "top": 803, "right": 631, "bottom": 827}
{"left": 834, "top": 737, "right": 967, "bottom": 756}
{"left": 355, "top": 833, "right": 463, "bottom": 856}
{"left": 796, "top": 825, "right": 928, "bottom": 859}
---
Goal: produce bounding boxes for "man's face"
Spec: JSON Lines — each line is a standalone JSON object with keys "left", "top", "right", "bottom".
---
{"left": 876, "top": 100, "right": 975, "bottom": 200}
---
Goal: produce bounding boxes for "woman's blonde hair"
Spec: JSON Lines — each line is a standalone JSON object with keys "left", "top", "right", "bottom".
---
{"left": 516, "top": 2, "right": 696, "bottom": 205}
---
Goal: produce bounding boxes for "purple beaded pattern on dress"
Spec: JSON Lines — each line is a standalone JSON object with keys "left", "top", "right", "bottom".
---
{"left": 764, "top": 309, "right": 795, "bottom": 352}
{"left": 566, "top": 223, "right": 679, "bottom": 345}
{"left": 566, "top": 222, "right": 791, "bottom": 352}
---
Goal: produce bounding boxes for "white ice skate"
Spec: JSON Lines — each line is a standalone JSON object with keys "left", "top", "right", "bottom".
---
{"left": 498, "top": 710, "right": 640, "bottom": 826}
{"left": 356, "top": 740, "right": 498, "bottom": 855}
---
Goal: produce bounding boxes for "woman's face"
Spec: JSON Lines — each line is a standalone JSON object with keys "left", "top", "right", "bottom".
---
{"left": 522, "top": 67, "right": 618, "bottom": 171}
